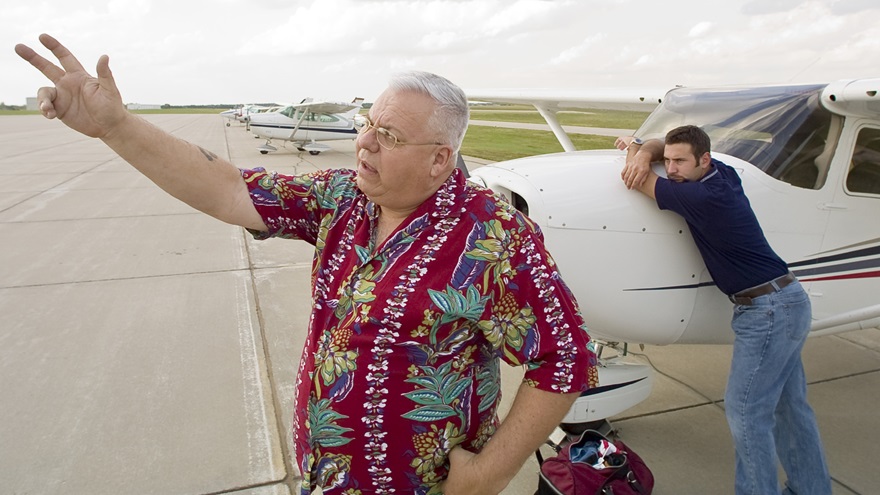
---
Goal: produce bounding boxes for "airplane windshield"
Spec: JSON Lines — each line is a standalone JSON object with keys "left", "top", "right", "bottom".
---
{"left": 637, "top": 84, "right": 842, "bottom": 189}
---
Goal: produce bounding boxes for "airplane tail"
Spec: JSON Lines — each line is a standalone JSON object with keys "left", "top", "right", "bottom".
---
{"left": 342, "top": 97, "right": 365, "bottom": 118}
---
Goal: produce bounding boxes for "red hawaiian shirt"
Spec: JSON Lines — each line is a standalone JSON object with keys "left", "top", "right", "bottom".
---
{"left": 241, "top": 167, "right": 598, "bottom": 494}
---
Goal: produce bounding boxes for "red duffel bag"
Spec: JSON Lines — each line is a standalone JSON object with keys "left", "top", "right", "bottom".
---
{"left": 536, "top": 429, "right": 654, "bottom": 495}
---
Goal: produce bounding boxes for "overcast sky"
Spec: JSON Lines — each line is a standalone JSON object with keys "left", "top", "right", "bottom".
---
{"left": 2, "top": 0, "right": 878, "bottom": 106}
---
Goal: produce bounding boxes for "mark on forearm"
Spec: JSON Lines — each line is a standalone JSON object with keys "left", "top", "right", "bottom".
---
{"left": 198, "top": 146, "right": 218, "bottom": 161}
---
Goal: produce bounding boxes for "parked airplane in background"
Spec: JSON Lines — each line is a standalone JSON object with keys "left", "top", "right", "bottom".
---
{"left": 248, "top": 98, "right": 364, "bottom": 155}
{"left": 467, "top": 79, "right": 880, "bottom": 429}
{"left": 219, "top": 106, "right": 240, "bottom": 124}
{"left": 219, "top": 104, "right": 281, "bottom": 127}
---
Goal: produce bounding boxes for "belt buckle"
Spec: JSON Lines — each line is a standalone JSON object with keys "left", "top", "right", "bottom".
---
{"left": 729, "top": 294, "right": 752, "bottom": 305}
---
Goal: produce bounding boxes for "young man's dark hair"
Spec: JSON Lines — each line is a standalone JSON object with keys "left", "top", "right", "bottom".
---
{"left": 665, "top": 124, "right": 711, "bottom": 159}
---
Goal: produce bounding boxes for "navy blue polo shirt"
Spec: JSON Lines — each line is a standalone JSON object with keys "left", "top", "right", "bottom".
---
{"left": 654, "top": 158, "right": 789, "bottom": 295}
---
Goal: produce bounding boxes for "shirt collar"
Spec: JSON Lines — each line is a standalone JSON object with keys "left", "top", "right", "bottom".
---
{"left": 364, "top": 168, "right": 467, "bottom": 235}
{"left": 700, "top": 165, "right": 718, "bottom": 183}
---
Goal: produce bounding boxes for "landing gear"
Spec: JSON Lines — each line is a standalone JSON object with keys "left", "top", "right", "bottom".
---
{"left": 557, "top": 341, "right": 653, "bottom": 438}
{"left": 309, "top": 150, "right": 320, "bottom": 155}
{"left": 257, "top": 141, "right": 278, "bottom": 155}
{"left": 559, "top": 419, "right": 613, "bottom": 437}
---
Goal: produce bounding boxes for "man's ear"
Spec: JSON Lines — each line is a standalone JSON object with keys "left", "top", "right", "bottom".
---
{"left": 430, "top": 145, "right": 454, "bottom": 178}
{"left": 699, "top": 151, "right": 712, "bottom": 168}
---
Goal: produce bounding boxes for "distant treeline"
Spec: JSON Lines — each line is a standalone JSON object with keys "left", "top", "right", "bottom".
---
{"left": 0, "top": 102, "right": 26, "bottom": 111}
{"left": 159, "top": 103, "right": 279, "bottom": 109}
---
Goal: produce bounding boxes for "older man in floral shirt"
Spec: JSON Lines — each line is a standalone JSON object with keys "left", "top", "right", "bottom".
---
{"left": 241, "top": 71, "right": 598, "bottom": 494}
{"left": 16, "top": 34, "right": 598, "bottom": 495}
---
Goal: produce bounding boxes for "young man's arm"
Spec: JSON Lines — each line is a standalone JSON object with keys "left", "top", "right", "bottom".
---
{"left": 621, "top": 138, "right": 664, "bottom": 199}
{"left": 15, "top": 34, "right": 267, "bottom": 231}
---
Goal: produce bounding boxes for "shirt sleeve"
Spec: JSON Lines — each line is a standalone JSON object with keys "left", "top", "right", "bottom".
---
{"left": 654, "top": 177, "right": 712, "bottom": 226}
{"left": 480, "top": 210, "right": 598, "bottom": 394}
{"left": 240, "top": 167, "right": 348, "bottom": 244}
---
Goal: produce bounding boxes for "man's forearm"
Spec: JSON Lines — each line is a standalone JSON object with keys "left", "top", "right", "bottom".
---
{"left": 473, "top": 384, "right": 579, "bottom": 492}
{"left": 622, "top": 138, "right": 662, "bottom": 199}
{"left": 629, "top": 138, "right": 664, "bottom": 162}
{"left": 101, "top": 113, "right": 266, "bottom": 230}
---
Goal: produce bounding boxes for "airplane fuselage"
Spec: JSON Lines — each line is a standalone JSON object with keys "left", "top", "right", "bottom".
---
{"left": 248, "top": 105, "right": 358, "bottom": 146}
{"left": 470, "top": 81, "right": 880, "bottom": 346}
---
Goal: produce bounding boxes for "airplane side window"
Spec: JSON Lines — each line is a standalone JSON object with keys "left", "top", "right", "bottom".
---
{"left": 774, "top": 112, "right": 842, "bottom": 190}
{"left": 846, "top": 127, "right": 880, "bottom": 196}
{"left": 637, "top": 85, "right": 838, "bottom": 190}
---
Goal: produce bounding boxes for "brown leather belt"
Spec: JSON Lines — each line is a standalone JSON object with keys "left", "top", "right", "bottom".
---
{"left": 728, "top": 272, "right": 797, "bottom": 306}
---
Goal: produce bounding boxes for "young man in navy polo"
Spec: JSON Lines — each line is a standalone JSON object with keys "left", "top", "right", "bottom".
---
{"left": 619, "top": 125, "right": 831, "bottom": 495}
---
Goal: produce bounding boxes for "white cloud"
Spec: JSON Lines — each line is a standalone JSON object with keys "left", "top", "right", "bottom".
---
{"left": 549, "top": 34, "right": 606, "bottom": 65}
{"left": 830, "top": 0, "right": 879, "bottom": 15}
{"left": 688, "top": 22, "right": 714, "bottom": 37}
{"left": 483, "top": 0, "right": 566, "bottom": 35}
{"left": 740, "top": 0, "right": 804, "bottom": 15}
{"left": 2, "top": 0, "right": 877, "bottom": 105}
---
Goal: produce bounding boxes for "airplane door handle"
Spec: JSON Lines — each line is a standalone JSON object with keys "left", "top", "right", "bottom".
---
{"left": 818, "top": 202, "right": 849, "bottom": 211}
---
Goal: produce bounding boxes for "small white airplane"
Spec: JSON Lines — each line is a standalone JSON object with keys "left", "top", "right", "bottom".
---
{"left": 467, "top": 79, "right": 880, "bottom": 430}
{"left": 248, "top": 98, "right": 364, "bottom": 155}
{"left": 219, "top": 104, "right": 281, "bottom": 127}
{"left": 219, "top": 106, "right": 240, "bottom": 124}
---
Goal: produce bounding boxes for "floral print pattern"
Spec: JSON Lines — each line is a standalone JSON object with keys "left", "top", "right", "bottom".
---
{"left": 242, "top": 167, "right": 598, "bottom": 494}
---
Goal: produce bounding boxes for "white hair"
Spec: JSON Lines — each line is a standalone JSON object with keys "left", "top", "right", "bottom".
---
{"left": 387, "top": 71, "right": 470, "bottom": 156}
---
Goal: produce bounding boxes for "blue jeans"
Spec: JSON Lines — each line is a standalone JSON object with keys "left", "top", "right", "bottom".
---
{"left": 725, "top": 281, "right": 831, "bottom": 495}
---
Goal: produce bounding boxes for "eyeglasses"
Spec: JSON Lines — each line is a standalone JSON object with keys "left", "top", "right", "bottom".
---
{"left": 353, "top": 115, "right": 443, "bottom": 151}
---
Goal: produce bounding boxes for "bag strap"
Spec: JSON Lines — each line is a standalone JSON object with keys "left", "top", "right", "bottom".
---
{"left": 594, "top": 462, "right": 647, "bottom": 495}
{"left": 535, "top": 434, "right": 566, "bottom": 466}
{"left": 625, "top": 468, "right": 647, "bottom": 494}
{"left": 595, "top": 459, "right": 628, "bottom": 495}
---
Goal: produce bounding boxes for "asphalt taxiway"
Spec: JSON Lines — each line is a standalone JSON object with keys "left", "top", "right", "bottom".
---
{"left": 1, "top": 114, "right": 877, "bottom": 494}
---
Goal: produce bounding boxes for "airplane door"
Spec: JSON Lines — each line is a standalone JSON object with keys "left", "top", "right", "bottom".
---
{"left": 300, "top": 111, "right": 314, "bottom": 141}
{"left": 286, "top": 109, "right": 309, "bottom": 141}
{"left": 812, "top": 122, "right": 880, "bottom": 319}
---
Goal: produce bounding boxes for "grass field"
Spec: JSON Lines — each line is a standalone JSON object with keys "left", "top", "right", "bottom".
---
{"left": 0, "top": 110, "right": 40, "bottom": 115}
{"left": 462, "top": 105, "right": 644, "bottom": 161}
{"left": 131, "top": 108, "right": 230, "bottom": 114}
{"left": 0, "top": 105, "right": 644, "bottom": 162}
{"left": 461, "top": 126, "right": 618, "bottom": 162}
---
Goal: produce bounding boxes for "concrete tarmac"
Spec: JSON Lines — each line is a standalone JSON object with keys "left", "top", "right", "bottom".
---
{"left": 1, "top": 114, "right": 878, "bottom": 494}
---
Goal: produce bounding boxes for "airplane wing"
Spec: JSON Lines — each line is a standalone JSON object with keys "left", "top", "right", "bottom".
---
{"left": 289, "top": 100, "right": 362, "bottom": 115}
{"left": 465, "top": 88, "right": 671, "bottom": 151}
{"left": 465, "top": 88, "right": 670, "bottom": 112}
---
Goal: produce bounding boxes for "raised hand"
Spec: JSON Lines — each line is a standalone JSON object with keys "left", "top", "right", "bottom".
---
{"left": 14, "top": 34, "right": 128, "bottom": 139}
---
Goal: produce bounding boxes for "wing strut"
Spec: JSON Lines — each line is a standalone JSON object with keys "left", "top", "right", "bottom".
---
{"left": 534, "top": 105, "right": 575, "bottom": 152}
{"left": 287, "top": 110, "right": 309, "bottom": 141}
{"left": 809, "top": 303, "right": 880, "bottom": 337}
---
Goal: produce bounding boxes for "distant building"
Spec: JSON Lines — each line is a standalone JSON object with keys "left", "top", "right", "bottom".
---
{"left": 126, "top": 103, "right": 162, "bottom": 110}
{"left": 26, "top": 97, "right": 39, "bottom": 111}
